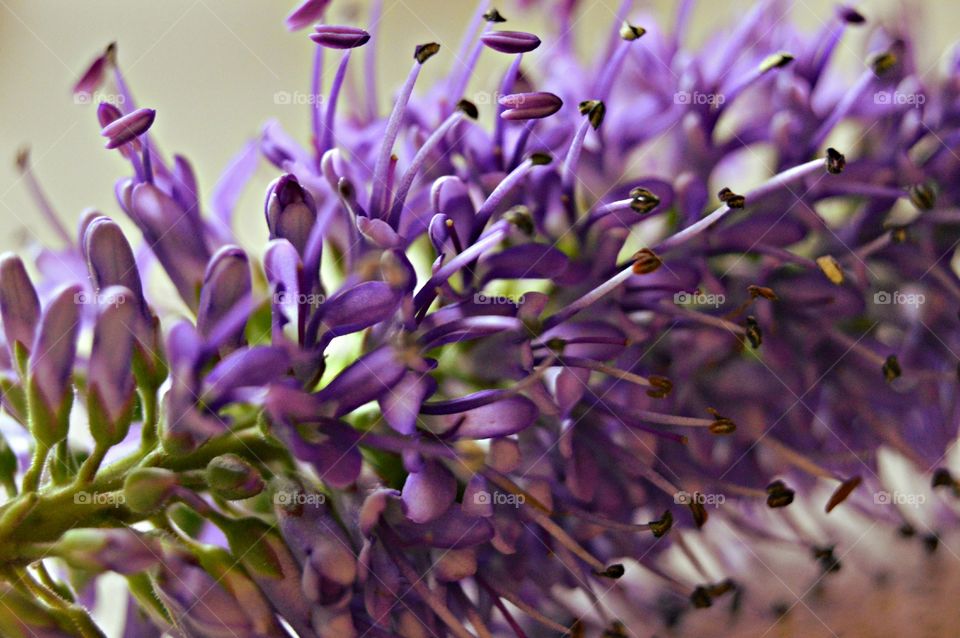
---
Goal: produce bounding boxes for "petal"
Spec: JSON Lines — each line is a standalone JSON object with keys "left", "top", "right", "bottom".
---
{"left": 401, "top": 460, "right": 456, "bottom": 523}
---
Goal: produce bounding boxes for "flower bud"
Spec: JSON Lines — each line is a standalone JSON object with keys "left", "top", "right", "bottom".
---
{"left": 206, "top": 454, "right": 264, "bottom": 500}
{"left": 28, "top": 284, "right": 82, "bottom": 447}
{"left": 123, "top": 467, "right": 179, "bottom": 513}
{"left": 196, "top": 245, "right": 251, "bottom": 349}
{"left": 100, "top": 107, "right": 156, "bottom": 149}
{"left": 310, "top": 25, "right": 371, "bottom": 49}
{"left": 265, "top": 174, "right": 318, "bottom": 257}
{"left": 0, "top": 253, "right": 40, "bottom": 371}
{"left": 498, "top": 92, "right": 563, "bottom": 120}
{"left": 87, "top": 286, "right": 136, "bottom": 446}
{"left": 481, "top": 30, "right": 541, "bottom": 54}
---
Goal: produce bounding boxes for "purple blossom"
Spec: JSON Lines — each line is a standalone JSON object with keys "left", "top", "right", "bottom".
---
{"left": 2, "top": 2, "right": 960, "bottom": 637}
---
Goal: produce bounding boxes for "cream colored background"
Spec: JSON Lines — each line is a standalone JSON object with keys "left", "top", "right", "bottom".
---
{"left": 0, "top": 0, "right": 956, "bottom": 254}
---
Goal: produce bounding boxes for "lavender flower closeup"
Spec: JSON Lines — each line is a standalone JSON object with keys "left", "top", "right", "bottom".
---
{"left": 4, "top": 1, "right": 960, "bottom": 636}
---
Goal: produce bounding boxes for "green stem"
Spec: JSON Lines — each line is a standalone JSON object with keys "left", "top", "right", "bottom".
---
{"left": 139, "top": 388, "right": 159, "bottom": 451}
{"left": 21, "top": 442, "right": 50, "bottom": 492}
{"left": 75, "top": 444, "right": 109, "bottom": 486}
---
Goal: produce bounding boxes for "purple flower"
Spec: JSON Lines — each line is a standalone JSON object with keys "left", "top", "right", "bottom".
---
{"left": 6, "top": 1, "right": 960, "bottom": 636}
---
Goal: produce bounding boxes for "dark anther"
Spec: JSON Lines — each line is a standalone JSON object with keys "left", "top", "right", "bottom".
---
{"left": 909, "top": 182, "right": 937, "bottom": 210}
{"left": 923, "top": 534, "right": 940, "bottom": 553}
{"left": 882, "top": 354, "right": 901, "bottom": 383}
{"left": 529, "top": 152, "right": 552, "bottom": 166}
{"left": 602, "top": 621, "right": 628, "bottom": 637}
{"left": 414, "top": 42, "right": 441, "bottom": 64}
{"left": 898, "top": 523, "right": 916, "bottom": 537}
{"left": 706, "top": 579, "right": 736, "bottom": 598}
{"left": 690, "top": 586, "right": 713, "bottom": 609}
{"left": 825, "top": 147, "right": 846, "bottom": 174}
{"left": 717, "top": 187, "right": 745, "bottom": 208}
{"left": 888, "top": 224, "right": 908, "bottom": 243}
{"left": 869, "top": 49, "right": 898, "bottom": 75}
{"left": 758, "top": 51, "right": 795, "bottom": 72}
{"left": 931, "top": 467, "right": 960, "bottom": 496}
{"left": 596, "top": 563, "right": 625, "bottom": 579}
{"left": 456, "top": 99, "right": 479, "bottom": 119}
{"left": 14, "top": 147, "right": 30, "bottom": 171}
{"left": 812, "top": 546, "right": 841, "bottom": 573}
{"left": 766, "top": 480, "right": 795, "bottom": 508}
{"left": 483, "top": 8, "right": 506, "bottom": 22}
{"left": 648, "top": 509, "right": 673, "bottom": 538}
{"left": 620, "top": 21, "right": 646, "bottom": 41}
{"left": 689, "top": 500, "right": 708, "bottom": 528}
{"left": 707, "top": 407, "right": 736, "bottom": 435}
{"left": 629, "top": 186, "right": 661, "bottom": 214}
{"left": 748, "top": 284, "right": 778, "bottom": 300}
{"left": 578, "top": 99, "right": 606, "bottom": 130}
{"left": 646, "top": 375, "right": 673, "bottom": 399}
{"left": 632, "top": 248, "right": 662, "bottom": 274}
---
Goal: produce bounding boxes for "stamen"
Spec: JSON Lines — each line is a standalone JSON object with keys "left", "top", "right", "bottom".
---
{"left": 744, "top": 316, "right": 762, "bottom": 348}
{"left": 369, "top": 43, "right": 440, "bottom": 218}
{"left": 414, "top": 220, "right": 510, "bottom": 313}
{"left": 388, "top": 102, "right": 476, "bottom": 227}
{"left": 319, "top": 50, "right": 353, "bottom": 154}
{"left": 594, "top": 23, "right": 646, "bottom": 101}
{"left": 472, "top": 155, "right": 550, "bottom": 237}
{"left": 655, "top": 156, "right": 834, "bottom": 253}
{"left": 722, "top": 52, "right": 794, "bottom": 105}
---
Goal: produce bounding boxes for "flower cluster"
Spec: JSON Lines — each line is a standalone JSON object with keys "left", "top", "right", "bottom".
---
{"left": 1, "top": 0, "right": 960, "bottom": 636}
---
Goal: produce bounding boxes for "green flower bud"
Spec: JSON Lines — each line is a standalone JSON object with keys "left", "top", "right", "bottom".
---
{"left": 206, "top": 454, "right": 264, "bottom": 500}
{"left": 123, "top": 467, "right": 178, "bottom": 513}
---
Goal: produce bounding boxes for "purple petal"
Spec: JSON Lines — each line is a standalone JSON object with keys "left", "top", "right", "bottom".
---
{"left": 129, "top": 183, "right": 210, "bottom": 311}
{"left": 316, "top": 346, "right": 408, "bottom": 417}
{"left": 380, "top": 372, "right": 436, "bottom": 435}
{"left": 0, "top": 253, "right": 40, "bottom": 358}
{"left": 196, "top": 246, "right": 251, "bottom": 348}
{"left": 202, "top": 346, "right": 290, "bottom": 409}
{"left": 316, "top": 281, "right": 401, "bottom": 338}
{"left": 401, "top": 460, "right": 456, "bottom": 523}
{"left": 432, "top": 395, "right": 539, "bottom": 439}
{"left": 29, "top": 284, "right": 83, "bottom": 416}
{"left": 88, "top": 286, "right": 136, "bottom": 425}
{"left": 285, "top": 0, "right": 330, "bottom": 31}
{"left": 265, "top": 174, "right": 318, "bottom": 257}
{"left": 82, "top": 217, "right": 147, "bottom": 313}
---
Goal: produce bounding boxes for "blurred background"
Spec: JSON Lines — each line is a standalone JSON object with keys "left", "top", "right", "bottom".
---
{"left": 0, "top": 0, "right": 956, "bottom": 253}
